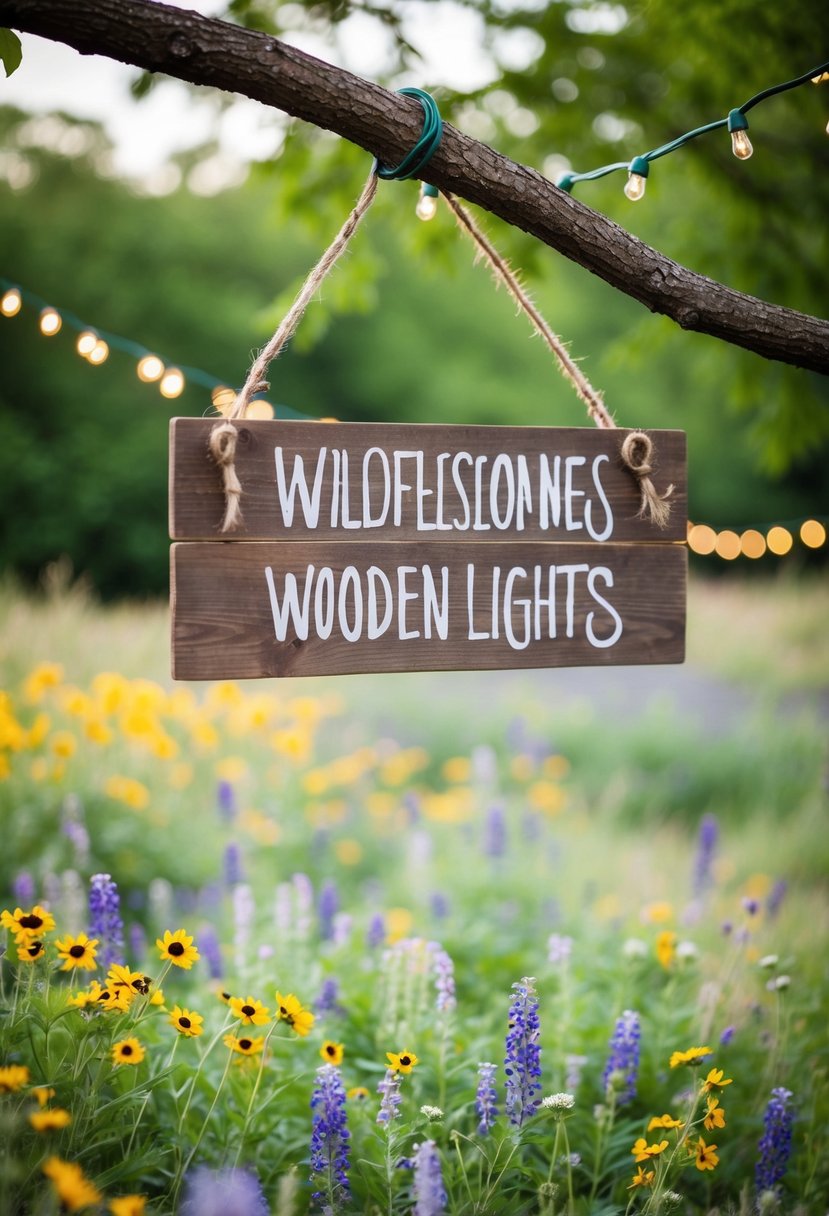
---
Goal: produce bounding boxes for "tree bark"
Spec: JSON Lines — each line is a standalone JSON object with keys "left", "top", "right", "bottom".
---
{"left": 3, "top": 0, "right": 828, "bottom": 374}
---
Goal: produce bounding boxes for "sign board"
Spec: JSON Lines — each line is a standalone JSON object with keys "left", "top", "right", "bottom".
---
{"left": 170, "top": 418, "right": 687, "bottom": 679}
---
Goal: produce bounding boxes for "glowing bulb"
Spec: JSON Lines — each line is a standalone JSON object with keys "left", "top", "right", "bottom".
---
{"left": 825, "top": 117, "right": 829, "bottom": 136}
{"left": 1, "top": 287, "right": 22, "bottom": 317}
{"left": 766, "top": 526, "right": 792, "bottom": 556}
{"left": 137, "top": 354, "right": 164, "bottom": 383}
{"left": 39, "top": 307, "right": 62, "bottom": 336}
{"left": 623, "top": 155, "right": 649, "bottom": 202}
{"left": 714, "top": 530, "right": 740, "bottom": 560}
{"left": 159, "top": 367, "right": 185, "bottom": 399}
{"left": 76, "top": 330, "right": 98, "bottom": 357}
{"left": 247, "top": 399, "right": 274, "bottom": 420}
{"left": 800, "top": 519, "right": 826, "bottom": 548}
{"left": 740, "top": 529, "right": 766, "bottom": 559}
{"left": 687, "top": 524, "right": 717, "bottom": 555}
{"left": 211, "top": 385, "right": 236, "bottom": 413}
{"left": 727, "top": 109, "right": 753, "bottom": 160}
{"left": 415, "top": 182, "right": 439, "bottom": 222}
{"left": 87, "top": 339, "right": 109, "bottom": 365}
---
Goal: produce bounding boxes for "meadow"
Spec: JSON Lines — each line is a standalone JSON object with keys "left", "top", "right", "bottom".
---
{"left": 0, "top": 574, "right": 827, "bottom": 1215}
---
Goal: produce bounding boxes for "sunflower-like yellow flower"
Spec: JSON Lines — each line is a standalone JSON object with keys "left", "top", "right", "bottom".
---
{"left": 631, "top": 1137, "right": 669, "bottom": 1163}
{"left": 156, "top": 928, "right": 200, "bottom": 969}
{"left": 169, "top": 1005, "right": 204, "bottom": 1037}
{"left": 320, "top": 1041, "right": 345, "bottom": 1066}
{"left": 1, "top": 905, "right": 56, "bottom": 937}
{"left": 704, "top": 1097, "right": 727, "bottom": 1131}
{"left": 693, "top": 1135, "right": 719, "bottom": 1171}
{"left": 386, "top": 1050, "right": 419, "bottom": 1074}
{"left": 32, "top": 1086, "right": 56, "bottom": 1107}
{"left": 42, "top": 1156, "right": 102, "bottom": 1211}
{"left": 348, "top": 1086, "right": 370, "bottom": 1100}
{"left": 29, "top": 1108, "right": 72, "bottom": 1132}
{"left": 0, "top": 1064, "right": 30, "bottom": 1093}
{"left": 655, "top": 930, "right": 677, "bottom": 969}
{"left": 702, "top": 1067, "right": 733, "bottom": 1093}
{"left": 55, "top": 933, "right": 99, "bottom": 971}
{"left": 107, "top": 964, "right": 151, "bottom": 999}
{"left": 628, "top": 1166, "right": 656, "bottom": 1189}
{"left": 669, "top": 1045, "right": 712, "bottom": 1068}
{"left": 224, "top": 1033, "right": 265, "bottom": 1056}
{"left": 274, "top": 991, "right": 315, "bottom": 1036}
{"left": 109, "top": 1196, "right": 147, "bottom": 1216}
{"left": 112, "top": 1038, "right": 145, "bottom": 1066}
{"left": 229, "top": 996, "right": 270, "bottom": 1026}
{"left": 647, "top": 1113, "right": 684, "bottom": 1132}
{"left": 16, "top": 937, "right": 46, "bottom": 963}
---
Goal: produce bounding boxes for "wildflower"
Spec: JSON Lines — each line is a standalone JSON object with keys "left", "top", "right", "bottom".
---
{"left": 759, "top": 954, "right": 779, "bottom": 969}
{"left": 96, "top": 985, "right": 132, "bottom": 1013}
{"left": 692, "top": 813, "right": 718, "bottom": 897}
{"left": 275, "top": 991, "right": 315, "bottom": 1036}
{"left": 320, "top": 1041, "right": 344, "bottom": 1066}
{"left": 180, "top": 1165, "right": 269, "bottom": 1216}
{"left": 319, "top": 879, "right": 339, "bottom": 941}
{"left": 542, "top": 1093, "right": 575, "bottom": 1111}
{"left": 755, "top": 1087, "right": 795, "bottom": 1197}
{"left": 112, "top": 1038, "right": 145, "bottom": 1066}
{"left": 29, "top": 1108, "right": 72, "bottom": 1132}
{"left": 1, "top": 904, "right": 56, "bottom": 937}
{"left": 88, "top": 874, "right": 125, "bottom": 970}
{"left": 631, "top": 1138, "right": 669, "bottom": 1163}
{"left": 742, "top": 896, "right": 760, "bottom": 916}
{"left": 564, "top": 1053, "right": 588, "bottom": 1093}
{"left": 669, "top": 1045, "right": 712, "bottom": 1068}
{"left": 315, "top": 977, "right": 345, "bottom": 1018}
{"left": 310, "top": 1063, "right": 351, "bottom": 1212}
{"left": 622, "top": 937, "right": 648, "bottom": 959}
{"left": 110, "top": 1197, "right": 147, "bottom": 1216}
{"left": 43, "top": 1156, "right": 102, "bottom": 1211}
{"left": 504, "top": 977, "right": 542, "bottom": 1128}
{"left": 766, "top": 879, "right": 787, "bottom": 920}
{"left": 348, "top": 1086, "right": 370, "bottom": 1101}
{"left": 217, "top": 779, "right": 237, "bottom": 820}
{"left": 767, "top": 975, "right": 791, "bottom": 991}
{"left": 602, "top": 1010, "right": 641, "bottom": 1106}
{"left": 198, "top": 925, "right": 223, "bottom": 979}
{"left": 642, "top": 901, "right": 674, "bottom": 924}
{"left": 693, "top": 1135, "right": 719, "bottom": 1171}
{"left": 676, "top": 940, "right": 698, "bottom": 962}
{"left": 365, "top": 913, "right": 386, "bottom": 948}
{"left": 656, "top": 929, "right": 677, "bottom": 968}
{"left": 484, "top": 804, "right": 506, "bottom": 857}
{"left": 547, "top": 934, "right": 573, "bottom": 965}
{"left": 170, "top": 1005, "right": 204, "bottom": 1037}
{"left": 412, "top": 1139, "right": 447, "bottom": 1216}
{"left": 224, "top": 1034, "right": 265, "bottom": 1056}
{"left": 704, "top": 1097, "right": 726, "bottom": 1131}
{"left": 376, "top": 1069, "right": 403, "bottom": 1125}
{"left": 108, "top": 964, "right": 151, "bottom": 999}
{"left": 0, "top": 1064, "right": 30, "bottom": 1092}
{"left": 387, "top": 1050, "right": 419, "bottom": 1074}
{"left": 648, "top": 1113, "right": 684, "bottom": 1131}
{"left": 702, "top": 1067, "right": 733, "bottom": 1093}
{"left": 32, "top": 1086, "right": 56, "bottom": 1106}
{"left": 12, "top": 871, "right": 36, "bottom": 905}
{"left": 16, "top": 937, "right": 46, "bottom": 963}
{"left": 628, "top": 1166, "right": 656, "bottom": 1189}
{"left": 475, "top": 1062, "right": 499, "bottom": 1136}
{"left": 229, "top": 995, "right": 270, "bottom": 1026}
{"left": 156, "top": 928, "right": 200, "bottom": 969}
{"left": 429, "top": 942, "right": 457, "bottom": 1013}
{"left": 720, "top": 1025, "right": 736, "bottom": 1046}
{"left": 421, "top": 1105, "right": 444, "bottom": 1121}
{"left": 224, "top": 842, "right": 244, "bottom": 887}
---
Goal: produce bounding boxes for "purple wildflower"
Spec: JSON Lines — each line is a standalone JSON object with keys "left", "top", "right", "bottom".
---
{"left": 319, "top": 880, "right": 339, "bottom": 942}
{"left": 88, "top": 873, "right": 124, "bottom": 970}
{"left": 547, "top": 934, "right": 573, "bottom": 966}
{"left": 310, "top": 1063, "right": 351, "bottom": 1212}
{"left": 430, "top": 892, "right": 450, "bottom": 920}
{"left": 62, "top": 818, "right": 90, "bottom": 867}
{"left": 692, "top": 813, "right": 718, "bottom": 897}
{"left": 484, "top": 804, "right": 506, "bottom": 858}
{"left": 565, "top": 1053, "right": 588, "bottom": 1092}
{"left": 12, "top": 871, "right": 35, "bottom": 905}
{"left": 756, "top": 1087, "right": 795, "bottom": 1199}
{"left": 601, "top": 1010, "right": 641, "bottom": 1106}
{"left": 366, "top": 913, "right": 386, "bottom": 948}
{"left": 504, "top": 977, "right": 542, "bottom": 1128}
{"left": 223, "top": 843, "right": 244, "bottom": 888}
{"left": 720, "top": 1025, "right": 736, "bottom": 1047}
{"left": 332, "top": 913, "right": 352, "bottom": 948}
{"left": 315, "top": 977, "right": 345, "bottom": 1018}
{"left": 429, "top": 943, "right": 457, "bottom": 1013}
{"left": 180, "top": 1166, "right": 268, "bottom": 1216}
{"left": 766, "top": 880, "right": 788, "bottom": 920}
{"left": 742, "top": 897, "right": 760, "bottom": 917}
{"left": 412, "top": 1140, "right": 447, "bottom": 1216}
{"left": 128, "top": 922, "right": 147, "bottom": 960}
{"left": 199, "top": 924, "right": 223, "bottom": 979}
{"left": 216, "top": 779, "right": 237, "bottom": 821}
{"left": 475, "top": 1062, "right": 498, "bottom": 1136}
{"left": 376, "top": 1068, "right": 403, "bottom": 1125}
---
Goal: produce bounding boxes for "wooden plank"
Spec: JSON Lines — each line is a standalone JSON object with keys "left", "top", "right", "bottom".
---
{"left": 170, "top": 418, "right": 686, "bottom": 544}
{"left": 171, "top": 541, "right": 686, "bottom": 679}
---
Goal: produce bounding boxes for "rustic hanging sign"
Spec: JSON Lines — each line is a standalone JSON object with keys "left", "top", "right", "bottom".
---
{"left": 170, "top": 418, "right": 687, "bottom": 680}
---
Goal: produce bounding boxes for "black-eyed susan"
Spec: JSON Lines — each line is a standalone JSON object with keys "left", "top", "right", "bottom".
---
{"left": 112, "top": 1038, "right": 145, "bottom": 1067}
{"left": 229, "top": 995, "right": 270, "bottom": 1026}
{"left": 0, "top": 1064, "right": 30, "bottom": 1092}
{"left": 96, "top": 986, "right": 132, "bottom": 1014}
{"left": 1, "top": 905, "right": 56, "bottom": 937}
{"left": 386, "top": 1050, "right": 419, "bottom": 1074}
{"left": 55, "top": 933, "right": 99, "bottom": 971}
{"left": 107, "top": 964, "right": 151, "bottom": 997}
{"left": 29, "top": 1107, "right": 72, "bottom": 1132}
{"left": 347, "top": 1086, "right": 370, "bottom": 1101}
{"left": 693, "top": 1135, "right": 719, "bottom": 1171}
{"left": 109, "top": 1197, "right": 147, "bottom": 1216}
{"left": 42, "top": 1156, "right": 102, "bottom": 1210}
{"left": 217, "top": 989, "right": 233, "bottom": 1005}
{"left": 169, "top": 1005, "right": 204, "bottom": 1037}
{"left": 669, "top": 1045, "right": 712, "bottom": 1068}
{"left": 156, "top": 928, "right": 200, "bottom": 969}
{"left": 16, "top": 937, "right": 46, "bottom": 963}
{"left": 702, "top": 1066, "right": 733, "bottom": 1093}
{"left": 320, "top": 1040, "right": 344, "bottom": 1066}
{"left": 274, "top": 991, "right": 315, "bottom": 1036}
{"left": 704, "top": 1097, "right": 727, "bottom": 1131}
{"left": 224, "top": 1033, "right": 265, "bottom": 1056}
{"left": 32, "top": 1086, "right": 56, "bottom": 1107}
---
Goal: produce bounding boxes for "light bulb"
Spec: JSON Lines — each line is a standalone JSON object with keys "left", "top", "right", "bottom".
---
{"left": 247, "top": 399, "right": 274, "bottom": 420}
{"left": 727, "top": 109, "right": 753, "bottom": 160}
{"left": 39, "top": 307, "right": 62, "bottom": 336}
{"left": 623, "top": 155, "right": 649, "bottom": 202}
{"left": 137, "top": 354, "right": 164, "bottom": 382}
{"left": 415, "top": 182, "right": 439, "bottom": 221}
{"left": 825, "top": 117, "right": 829, "bottom": 136}
{"left": 1, "top": 287, "right": 22, "bottom": 317}
{"left": 211, "top": 385, "right": 236, "bottom": 413}
{"left": 730, "top": 129, "right": 753, "bottom": 160}
{"left": 88, "top": 339, "right": 109, "bottom": 365}
{"left": 76, "top": 330, "right": 98, "bottom": 357}
{"left": 159, "top": 367, "right": 185, "bottom": 399}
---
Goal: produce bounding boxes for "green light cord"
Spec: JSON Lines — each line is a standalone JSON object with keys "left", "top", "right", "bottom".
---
{"left": 374, "top": 88, "right": 443, "bottom": 181}
{"left": 558, "top": 58, "right": 829, "bottom": 193}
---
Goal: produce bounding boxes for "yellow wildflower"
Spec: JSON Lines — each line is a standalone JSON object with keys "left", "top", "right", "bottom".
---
{"left": 43, "top": 1156, "right": 102, "bottom": 1211}
{"left": 386, "top": 1050, "right": 419, "bottom": 1074}
{"left": 30, "top": 1108, "right": 72, "bottom": 1132}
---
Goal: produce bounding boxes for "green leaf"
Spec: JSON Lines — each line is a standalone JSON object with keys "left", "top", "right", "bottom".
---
{"left": 0, "top": 28, "right": 22, "bottom": 78}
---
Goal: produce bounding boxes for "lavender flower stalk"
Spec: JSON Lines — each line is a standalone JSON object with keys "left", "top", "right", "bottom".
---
{"left": 88, "top": 873, "right": 124, "bottom": 970}
{"left": 310, "top": 1063, "right": 351, "bottom": 1213}
{"left": 692, "top": 813, "right": 719, "bottom": 897}
{"left": 601, "top": 1010, "right": 641, "bottom": 1106}
{"left": 180, "top": 1166, "right": 268, "bottom": 1216}
{"left": 319, "top": 880, "right": 339, "bottom": 942}
{"left": 366, "top": 913, "right": 386, "bottom": 949}
{"left": 429, "top": 943, "right": 457, "bottom": 1013}
{"left": 504, "top": 977, "right": 542, "bottom": 1128}
{"left": 412, "top": 1140, "right": 447, "bottom": 1216}
{"left": 475, "top": 1062, "right": 498, "bottom": 1136}
{"left": 376, "top": 1069, "right": 403, "bottom": 1126}
{"left": 756, "top": 1087, "right": 795, "bottom": 1199}
{"left": 199, "top": 924, "right": 223, "bottom": 979}
{"left": 216, "top": 779, "right": 237, "bottom": 821}
{"left": 223, "top": 842, "right": 244, "bottom": 888}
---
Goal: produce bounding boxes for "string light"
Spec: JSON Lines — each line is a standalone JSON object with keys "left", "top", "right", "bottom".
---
{"left": 1, "top": 287, "right": 21, "bottom": 317}
{"left": 137, "top": 354, "right": 164, "bottom": 383}
{"left": 211, "top": 385, "right": 236, "bottom": 412}
{"left": 557, "top": 59, "right": 829, "bottom": 200}
{"left": 766, "top": 526, "right": 793, "bottom": 556}
{"left": 159, "top": 367, "right": 185, "bottom": 399}
{"left": 687, "top": 520, "right": 826, "bottom": 561}
{"left": 800, "top": 519, "right": 826, "bottom": 548}
{"left": 739, "top": 529, "right": 766, "bottom": 559}
{"left": 76, "top": 330, "right": 98, "bottom": 357}
{"left": 87, "top": 339, "right": 110, "bottom": 365}
{"left": 416, "top": 182, "right": 439, "bottom": 221}
{"left": 39, "top": 307, "right": 62, "bottom": 336}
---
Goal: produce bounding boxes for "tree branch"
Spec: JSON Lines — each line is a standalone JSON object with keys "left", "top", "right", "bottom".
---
{"left": 3, "top": 0, "right": 828, "bottom": 373}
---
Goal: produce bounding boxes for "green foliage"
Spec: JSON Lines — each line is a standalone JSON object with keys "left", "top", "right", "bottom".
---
{"left": 0, "top": 28, "right": 22, "bottom": 78}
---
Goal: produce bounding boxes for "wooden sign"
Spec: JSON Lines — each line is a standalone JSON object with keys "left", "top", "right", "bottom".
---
{"left": 170, "top": 419, "right": 687, "bottom": 679}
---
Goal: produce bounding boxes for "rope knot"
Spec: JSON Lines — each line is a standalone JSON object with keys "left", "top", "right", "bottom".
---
{"left": 620, "top": 430, "right": 674, "bottom": 529}
{"left": 209, "top": 420, "right": 243, "bottom": 533}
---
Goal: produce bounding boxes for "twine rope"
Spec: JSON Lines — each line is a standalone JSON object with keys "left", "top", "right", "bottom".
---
{"left": 441, "top": 191, "right": 673, "bottom": 527}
